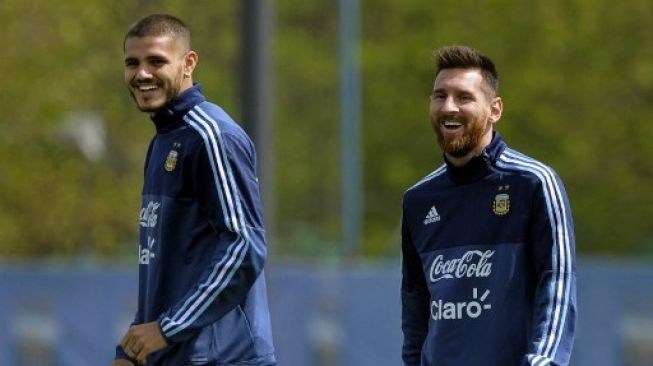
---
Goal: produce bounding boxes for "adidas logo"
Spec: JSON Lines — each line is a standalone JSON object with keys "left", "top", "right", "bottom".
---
{"left": 423, "top": 206, "right": 441, "bottom": 225}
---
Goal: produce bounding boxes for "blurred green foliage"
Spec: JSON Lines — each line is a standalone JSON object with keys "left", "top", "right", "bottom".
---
{"left": 0, "top": 0, "right": 651, "bottom": 259}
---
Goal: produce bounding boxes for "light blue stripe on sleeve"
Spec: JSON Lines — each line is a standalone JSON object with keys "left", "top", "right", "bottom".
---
{"left": 498, "top": 149, "right": 572, "bottom": 364}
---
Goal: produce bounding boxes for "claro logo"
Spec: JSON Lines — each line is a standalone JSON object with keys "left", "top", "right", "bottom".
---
{"left": 429, "top": 250, "right": 494, "bottom": 283}
{"left": 431, "top": 288, "right": 491, "bottom": 321}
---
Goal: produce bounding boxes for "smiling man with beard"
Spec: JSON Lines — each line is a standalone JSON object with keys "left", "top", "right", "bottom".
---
{"left": 113, "top": 14, "right": 276, "bottom": 366}
{"left": 400, "top": 46, "right": 577, "bottom": 366}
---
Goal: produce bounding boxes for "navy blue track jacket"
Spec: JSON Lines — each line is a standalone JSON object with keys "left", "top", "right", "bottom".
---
{"left": 401, "top": 132, "right": 576, "bottom": 366}
{"left": 116, "top": 85, "right": 276, "bottom": 366}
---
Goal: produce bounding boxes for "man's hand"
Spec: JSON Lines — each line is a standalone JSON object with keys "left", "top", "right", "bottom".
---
{"left": 111, "top": 359, "right": 134, "bottom": 366}
{"left": 120, "top": 321, "right": 168, "bottom": 364}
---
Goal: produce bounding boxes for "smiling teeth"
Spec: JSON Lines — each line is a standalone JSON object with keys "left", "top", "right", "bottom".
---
{"left": 138, "top": 85, "right": 158, "bottom": 91}
{"left": 443, "top": 120, "right": 463, "bottom": 127}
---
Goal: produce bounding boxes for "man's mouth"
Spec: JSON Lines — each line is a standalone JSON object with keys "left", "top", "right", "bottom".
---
{"left": 136, "top": 84, "right": 159, "bottom": 92}
{"left": 441, "top": 120, "right": 464, "bottom": 131}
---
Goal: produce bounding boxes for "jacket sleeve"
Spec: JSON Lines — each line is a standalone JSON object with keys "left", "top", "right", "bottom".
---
{"left": 401, "top": 206, "right": 429, "bottom": 366}
{"left": 523, "top": 169, "right": 577, "bottom": 366}
{"left": 157, "top": 130, "right": 268, "bottom": 343}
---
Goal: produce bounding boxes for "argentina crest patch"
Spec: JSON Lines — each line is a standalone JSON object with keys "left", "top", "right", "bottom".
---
{"left": 492, "top": 193, "right": 510, "bottom": 216}
{"left": 164, "top": 142, "right": 181, "bottom": 172}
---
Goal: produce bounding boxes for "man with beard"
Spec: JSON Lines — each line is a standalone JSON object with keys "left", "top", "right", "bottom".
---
{"left": 400, "top": 45, "right": 576, "bottom": 366}
{"left": 112, "top": 14, "right": 276, "bottom": 366}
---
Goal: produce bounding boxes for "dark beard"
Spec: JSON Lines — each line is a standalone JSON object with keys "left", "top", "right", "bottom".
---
{"left": 129, "top": 72, "right": 184, "bottom": 113}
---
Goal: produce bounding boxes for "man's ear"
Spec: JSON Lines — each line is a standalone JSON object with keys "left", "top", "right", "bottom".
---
{"left": 488, "top": 96, "right": 503, "bottom": 124}
{"left": 183, "top": 50, "right": 199, "bottom": 78}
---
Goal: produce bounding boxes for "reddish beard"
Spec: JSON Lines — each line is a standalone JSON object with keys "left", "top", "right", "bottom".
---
{"left": 435, "top": 118, "right": 490, "bottom": 158}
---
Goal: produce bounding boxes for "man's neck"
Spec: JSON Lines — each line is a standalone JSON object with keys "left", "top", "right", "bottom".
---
{"left": 446, "top": 152, "right": 477, "bottom": 167}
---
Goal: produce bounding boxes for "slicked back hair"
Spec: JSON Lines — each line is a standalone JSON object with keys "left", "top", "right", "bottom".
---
{"left": 124, "top": 14, "right": 191, "bottom": 52}
{"left": 433, "top": 45, "right": 499, "bottom": 98}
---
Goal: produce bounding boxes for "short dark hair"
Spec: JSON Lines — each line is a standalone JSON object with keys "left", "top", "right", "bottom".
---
{"left": 124, "top": 14, "right": 191, "bottom": 51}
{"left": 433, "top": 45, "right": 499, "bottom": 97}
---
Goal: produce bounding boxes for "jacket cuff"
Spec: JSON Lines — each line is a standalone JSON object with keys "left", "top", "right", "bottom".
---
{"left": 115, "top": 345, "right": 138, "bottom": 364}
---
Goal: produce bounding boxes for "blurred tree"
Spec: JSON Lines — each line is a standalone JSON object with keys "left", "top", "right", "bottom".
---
{"left": 0, "top": 0, "right": 651, "bottom": 259}
{"left": 0, "top": 0, "right": 239, "bottom": 258}
{"left": 359, "top": 0, "right": 653, "bottom": 257}
{"left": 273, "top": 0, "right": 342, "bottom": 257}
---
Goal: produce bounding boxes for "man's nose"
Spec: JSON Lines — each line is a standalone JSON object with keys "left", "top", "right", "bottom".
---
{"left": 441, "top": 96, "right": 458, "bottom": 113}
{"left": 135, "top": 66, "right": 153, "bottom": 80}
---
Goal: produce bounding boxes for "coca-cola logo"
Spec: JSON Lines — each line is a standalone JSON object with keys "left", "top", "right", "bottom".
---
{"left": 140, "top": 201, "right": 160, "bottom": 228}
{"left": 429, "top": 250, "right": 494, "bottom": 282}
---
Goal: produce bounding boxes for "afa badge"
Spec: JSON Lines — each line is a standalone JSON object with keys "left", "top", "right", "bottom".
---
{"left": 492, "top": 193, "right": 510, "bottom": 216}
{"left": 164, "top": 143, "right": 181, "bottom": 172}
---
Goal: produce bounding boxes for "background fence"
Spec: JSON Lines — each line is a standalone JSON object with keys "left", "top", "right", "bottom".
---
{"left": 1, "top": 258, "right": 652, "bottom": 366}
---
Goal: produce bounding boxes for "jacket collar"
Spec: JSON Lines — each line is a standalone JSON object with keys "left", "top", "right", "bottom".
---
{"left": 444, "top": 131, "right": 506, "bottom": 183}
{"left": 150, "top": 83, "right": 206, "bottom": 134}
